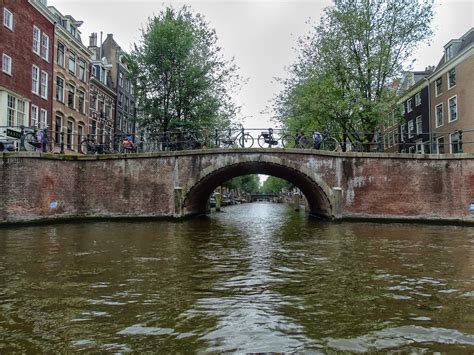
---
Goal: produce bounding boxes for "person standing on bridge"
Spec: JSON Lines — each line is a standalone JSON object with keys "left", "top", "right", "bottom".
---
{"left": 296, "top": 130, "right": 307, "bottom": 148}
{"left": 312, "top": 129, "right": 322, "bottom": 150}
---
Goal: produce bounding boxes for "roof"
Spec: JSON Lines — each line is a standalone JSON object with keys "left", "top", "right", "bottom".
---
{"left": 435, "top": 27, "right": 474, "bottom": 69}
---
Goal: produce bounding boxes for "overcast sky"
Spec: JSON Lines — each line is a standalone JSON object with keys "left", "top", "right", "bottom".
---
{"left": 49, "top": 0, "right": 473, "bottom": 128}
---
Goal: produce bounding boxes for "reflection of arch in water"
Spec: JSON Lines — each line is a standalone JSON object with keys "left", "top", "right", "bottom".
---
{"left": 183, "top": 158, "right": 335, "bottom": 218}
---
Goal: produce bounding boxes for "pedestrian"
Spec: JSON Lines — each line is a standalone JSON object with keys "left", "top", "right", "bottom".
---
{"left": 36, "top": 129, "right": 45, "bottom": 152}
{"left": 297, "top": 130, "right": 307, "bottom": 148}
{"left": 312, "top": 129, "right": 322, "bottom": 149}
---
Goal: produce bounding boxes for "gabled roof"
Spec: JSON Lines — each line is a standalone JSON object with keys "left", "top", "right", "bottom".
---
{"left": 435, "top": 27, "right": 474, "bottom": 69}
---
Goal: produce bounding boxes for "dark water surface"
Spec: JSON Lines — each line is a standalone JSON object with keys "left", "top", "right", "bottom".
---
{"left": 0, "top": 203, "right": 473, "bottom": 352}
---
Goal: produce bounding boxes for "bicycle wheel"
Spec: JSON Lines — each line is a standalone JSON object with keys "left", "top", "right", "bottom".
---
{"left": 23, "top": 132, "right": 37, "bottom": 151}
{"left": 350, "top": 140, "right": 363, "bottom": 152}
{"left": 280, "top": 134, "right": 295, "bottom": 148}
{"left": 80, "top": 139, "right": 92, "bottom": 154}
{"left": 257, "top": 134, "right": 268, "bottom": 148}
{"left": 321, "top": 137, "right": 339, "bottom": 152}
{"left": 239, "top": 133, "right": 254, "bottom": 148}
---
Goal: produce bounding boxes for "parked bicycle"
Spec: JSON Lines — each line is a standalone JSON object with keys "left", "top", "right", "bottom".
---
{"left": 80, "top": 135, "right": 113, "bottom": 154}
{"left": 219, "top": 125, "right": 254, "bottom": 148}
{"left": 257, "top": 128, "right": 279, "bottom": 148}
{"left": 118, "top": 133, "right": 138, "bottom": 153}
{"left": 22, "top": 128, "right": 52, "bottom": 152}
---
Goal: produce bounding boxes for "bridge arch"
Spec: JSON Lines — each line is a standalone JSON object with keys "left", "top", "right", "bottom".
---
{"left": 182, "top": 155, "right": 335, "bottom": 218}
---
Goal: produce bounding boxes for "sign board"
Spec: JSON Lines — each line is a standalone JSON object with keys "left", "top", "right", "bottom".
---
{"left": 6, "top": 129, "right": 21, "bottom": 139}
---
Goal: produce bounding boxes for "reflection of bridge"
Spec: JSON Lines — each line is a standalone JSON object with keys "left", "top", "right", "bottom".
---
{"left": 1, "top": 148, "right": 474, "bottom": 224}
{"left": 250, "top": 193, "right": 280, "bottom": 202}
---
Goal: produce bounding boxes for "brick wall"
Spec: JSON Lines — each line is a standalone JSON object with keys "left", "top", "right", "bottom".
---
{"left": 1, "top": 150, "right": 474, "bottom": 224}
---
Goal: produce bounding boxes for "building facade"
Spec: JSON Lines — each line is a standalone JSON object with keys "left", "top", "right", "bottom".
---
{"left": 0, "top": 0, "right": 54, "bottom": 147}
{"left": 101, "top": 33, "right": 135, "bottom": 137}
{"left": 429, "top": 28, "right": 474, "bottom": 154}
{"left": 88, "top": 33, "right": 116, "bottom": 147}
{"left": 47, "top": 5, "right": 92, "bottom": 153}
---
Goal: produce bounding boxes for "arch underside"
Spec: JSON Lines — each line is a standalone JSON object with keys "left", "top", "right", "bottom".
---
{"left": 183, "top": 161, "right": 333, "bottom": 218}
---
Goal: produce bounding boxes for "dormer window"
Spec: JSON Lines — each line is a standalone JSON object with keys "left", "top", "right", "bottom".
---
{"left": 445, "top": 45, "right": 453, "bottom": 61}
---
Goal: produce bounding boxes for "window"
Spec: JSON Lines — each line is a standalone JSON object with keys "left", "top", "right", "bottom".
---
{"left": 33, "top": 26, "right": 41, "bottom": 54}
{"left": 40, "top": 71, "right": 48, "bottom": 99}
{"left": 415, "top": 139, "right": 424, "bottom": 154}
{"left": 2, "top": 53, "right": 12, "bottom": 75}
{"left": 56, "top": 76, "right": 64, "bottom": 102}
{"left": 448, "top": 68, "right": 456, "bottom": 89}
{"left": 450, "top": 131, "right": 461, "bottom": 154}
{"left": 90, "top": 93, "right": 97, "bottom": 110}
{"left": 67, "top": 83, "right": 75, "bottom": 109}
{"left": 400, "top": 103, "right": 405, "bottom": 115}
{"left": 437, "top": 137, "right": 445, "bottom": 154}
{"left": 118, "top": 92, "right": 123, "bottom": 107}
{"left": 448, "top": 96, "right": 457, "bottom": 122}
{"left": 55, "top": 114, "right": 62, "bottom": 143}
{"left": 445, "top": 45, "right": 453, "bottom": 61}
{"left": 416, "top": 115, "right": 422, "bottom": 135}
{"left": 40, "top": 109, "right": 47, "bottom": 129}
{"left": 68, "top": 51, "right": 76, "bottom": 74}
{"left": 400, "top": 123, "right": 406, "bottom": 142}
{"left": 415, "top": 92, "right": 421, "bottom": 106}
{"left": 407, "top": 98, "right": 413, "bottom": 113}
{"left": 435, "top": 77, "right": 442, "bottom": 96}
{"left": 67, "top": 120, "right": 73, "bottom": 150}
{"left": 41, "top": 33, "right": 49, "bottom": 61}
{"left": 78, "top": 90, "right": 85, "bottom": 113}
{"left": 3, "top": 8, "right": 13, "bottom": 31}
{"left": 408, "top": 120, "right": 414, "bottom": 138}
{"left": 7, "top": 95, "right": 27, "bottom": 127}
{"left": 31, "top": 105, "right": 39, "bottom": 127}
{"left": 119, "top": 72, "right": 124, "bottom": 87}
{"left": 435, "top": 103, "right": 444, "bottom": 127}
{"left": 78, "top": 124, "right": 84, "bottom": 151}
{"left": 79, "top": 59, "right": 86, "bottom": 81}
{"left": 32, "top": 65, "right": 40, "bottom": 94}
{"left": 57, "top": 42, "right": 65, "bottom": 66}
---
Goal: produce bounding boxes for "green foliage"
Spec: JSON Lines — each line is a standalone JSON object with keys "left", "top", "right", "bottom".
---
{"left": 260, "top": 176, "right": 292, "bottom": 193}
{"left": 130, "top": 6, "right": 242, "bottom": 133}
{"left": 222, "top": 175, "right": 260, "bottom": 193}
{"left": 274, "top": 0, "right": 434, "bottom": 144}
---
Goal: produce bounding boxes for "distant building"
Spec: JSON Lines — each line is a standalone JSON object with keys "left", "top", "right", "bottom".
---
{"left": 88, "top": 33, "right": 116, "bottom": 147}
{"left": 429, "top": 27, "right": 474, "bottom": 154}
{"left": 0, "top": 0, "right": 55, "bottom": 147}
{"left": 47, "top": 5, "right": 92, "bottom": 153}
{"left": 101, "top": 34, "right": 136, "bottom": 137}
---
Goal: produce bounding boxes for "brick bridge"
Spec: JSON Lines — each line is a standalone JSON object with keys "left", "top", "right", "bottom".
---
{"left": 1, "top": 149, "right": 473, "bottom": 224}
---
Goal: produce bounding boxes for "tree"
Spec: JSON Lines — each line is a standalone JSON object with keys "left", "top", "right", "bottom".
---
{"left": 261, "top": 176, "right": 292, "bottom": 193}
{"left": 274, "top": 0, "right": 434, "bottom": 146}
{"left": 222, "top": 175, "right": 260, "bottom": 193}
{"left": 130, "top": 6, "right": 241, "bottom": 133}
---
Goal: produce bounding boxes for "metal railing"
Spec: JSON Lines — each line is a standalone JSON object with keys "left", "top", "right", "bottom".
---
{"left": 0, "top": 125, "right": 470, "bottom": 155}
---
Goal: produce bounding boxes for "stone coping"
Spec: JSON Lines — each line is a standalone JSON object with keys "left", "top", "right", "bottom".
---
{"left": 1, "top": 149, "right": 473, "bottom": 161}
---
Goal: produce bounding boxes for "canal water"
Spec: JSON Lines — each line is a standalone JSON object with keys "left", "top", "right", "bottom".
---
{"left": 0, "top": 203, "right": 473, "bottom": 352}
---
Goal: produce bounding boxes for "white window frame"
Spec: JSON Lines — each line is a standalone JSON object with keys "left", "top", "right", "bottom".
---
{"left": 57, "top": 42, "right": 65, "bottom": 67}
{"left": 79, "top": 59, "right": 86, "bottom": 81}
{"left": 68, "top": 51, "right": 76, "bottom": 74}
{"left": 32, "top": 65, "right": 40, "bottom": 94}
{"left": 41, "top": 33, "right": 49, "bottom": 61}
{"left": 435, "top": 103, "right": 444, "bottom": 128}
{"left": 415, "top": 115, "right": 422, "bottom": 135}
{"left": 415, "top": 92, "right": 421, "bottom": 106}
{"left": 447, "top": 68, "right": 456, "bottom": 90}
{"left": 40, "top": 71, "right": 48, "bottom": 99}
{"left": 56, "top": 76, "right": 64, "bottom": 102}
{"left": 448, "top": 95, "right": 457, "bottom": 123}
{"left": 436, "top": 136, "right": 445, "bottom": 155}
{"left": 31, "top": 105, "right": 39, "bottom": 127}
{"left": 400, "top": 123, "right": 406, "bottom": 142}
{"left": 40, "top": 109, "right": 47, "bottom": 129}
{"left": 78, "top": 90, "right": 85, "bottom": 113}
{"left": 2, "top": 53, "right": 12, "bottom": 75}
{"left": 33, "top": 26, "right": 41, "bottom": 55}
{"left": 415, "top": 139, "right": 424, "bottom": 154}
{"left": 67, "top": 83, "right": 76, "bottom": 109}
{"left": 408, "top": 119, "right": 414, "bottom": 138}
{"left": 407, "top": 98, "right": 413, "bottom": 113}
{"left": 435, "top": 77, "right": 442, "bottom": 97}
{"left": 3, "top": 8, "right": 13, "bottom": 31}
{"left": 400, "top": 103, "right": 405, "bottom": 115}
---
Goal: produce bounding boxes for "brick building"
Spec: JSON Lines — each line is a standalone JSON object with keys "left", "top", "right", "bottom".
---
{"left": 47, "top": 5, "right": 92, "bottom": 153}
{"left": 0, "top": 0, "right": 54, "bottom": 147}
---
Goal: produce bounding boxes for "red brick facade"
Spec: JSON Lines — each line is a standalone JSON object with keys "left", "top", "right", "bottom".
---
{"left": 0, "top": 0, "right": 54, "bottom": 130}
{"left": 1, "top": 150, "right": 474, "bottom": 224}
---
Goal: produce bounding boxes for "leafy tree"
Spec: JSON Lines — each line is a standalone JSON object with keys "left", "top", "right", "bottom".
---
{"left": 222, "top": 175, "right": 260, "bottom": 193}
{"left": 274, "top": 0, "right": 434, "bottom": 146}
{"left": 261, "top": 176, "right": 292, "bottom": 193}
{"left": 130, "top": 6, "right": 241, "bottom": 133}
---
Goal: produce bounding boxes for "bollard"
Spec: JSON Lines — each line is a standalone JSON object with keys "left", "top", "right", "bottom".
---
{"left": 215, "top": 192, "right": 221, "bottom": 212}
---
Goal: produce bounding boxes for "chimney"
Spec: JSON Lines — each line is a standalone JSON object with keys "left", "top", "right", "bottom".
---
{"left": 89, "top": 32, "right": 97, "bottom": 47}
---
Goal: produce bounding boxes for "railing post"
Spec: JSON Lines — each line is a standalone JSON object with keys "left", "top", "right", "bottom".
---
{"left": 215, "top": 129, "right": 219, "bottom": 148}
{"left": 459, "top": 130, "right": 463, "bottom": 153}
{"left": 240, "top": 126, "right": 245, "bottom": 148}
{"left": 60, "top": 131, "right": 65, "bottom": 154}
